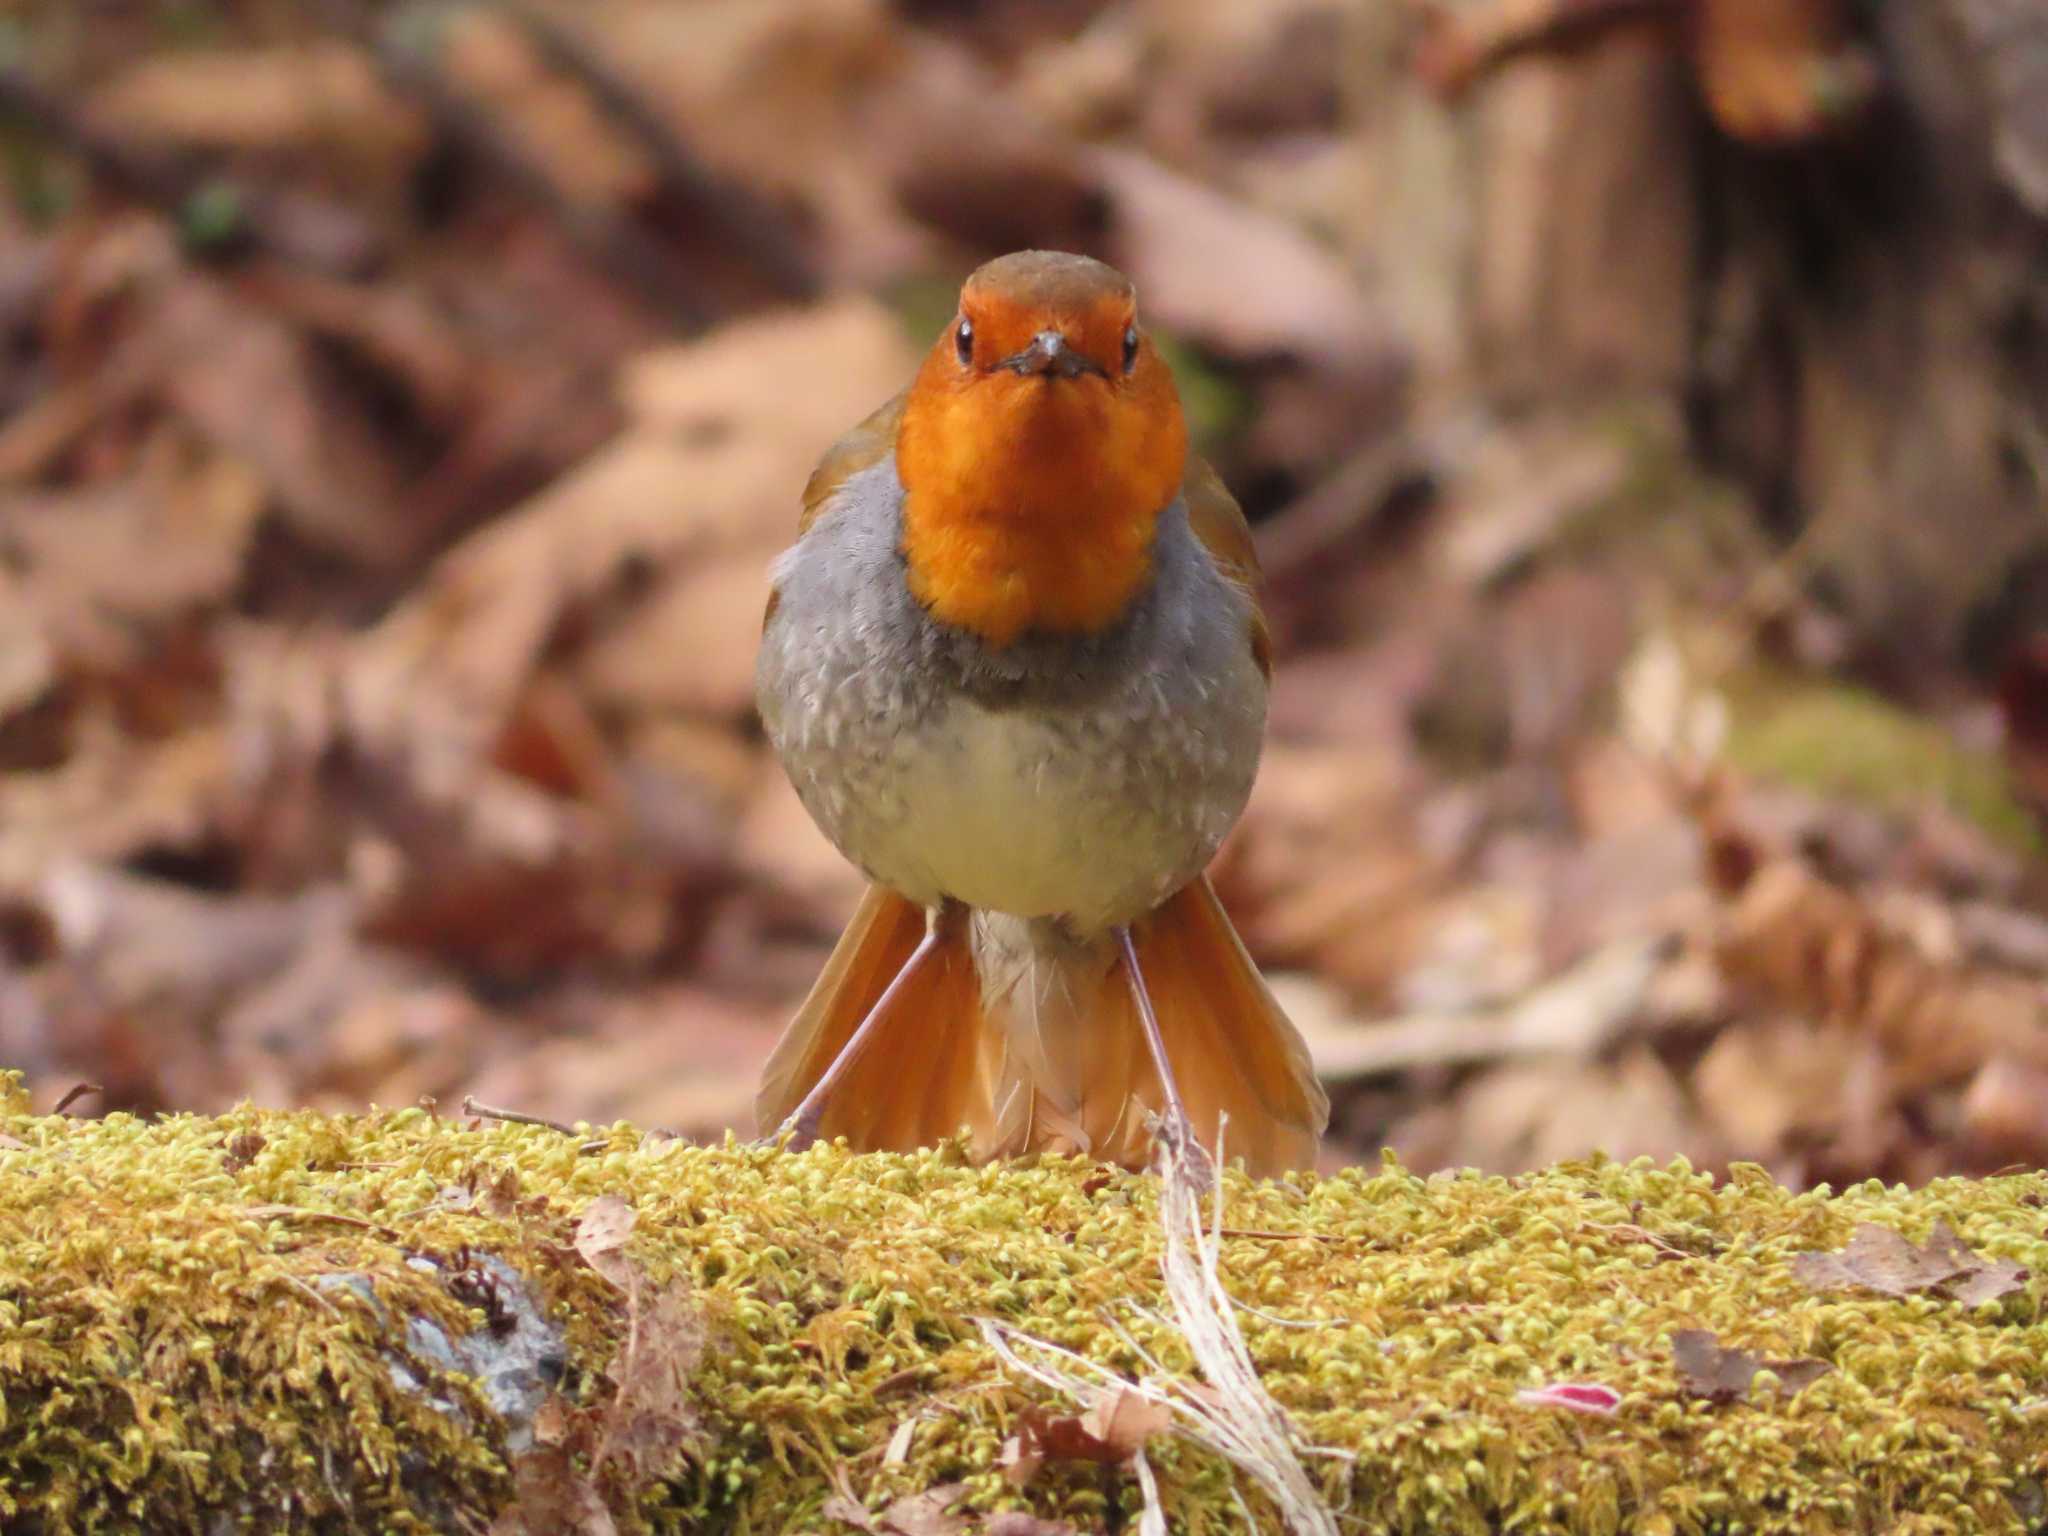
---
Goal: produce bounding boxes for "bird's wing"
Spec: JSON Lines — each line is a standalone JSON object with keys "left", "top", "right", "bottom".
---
{"left": 1183, "top": 455, "right": 1273, "bottom": 679}
{"left": 765, "top": 390, "right": 907, "bottom": 630}
{"left": 797, "top": 389, "right": 908, "bottom": 537}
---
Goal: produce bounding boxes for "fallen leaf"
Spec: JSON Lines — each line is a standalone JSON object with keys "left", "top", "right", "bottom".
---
{"left": 1080, "top": 1387, "right": 1170, "bottom": 1460}
{"left": 490, "top": 1444, "right": 618, "bottom": 1536}
{"left": 1671, "top": 1329, "right": 1831, "bottom": 1403}
{"left": 824, "top": 1483, "right": 973, "bottom": 1536}
{"left": 1514, "top": 1382, "right": 1620, "bottom": 1415}
{"left": 982, "top": 1518, "right": 1082, "bottom": 1536}
{"left": 1793, "top": 1221, "right": 1967, "bottom": 1297}
{"left": 1792, "top": 1221, "right": 2029, "bottom": 1305}
{"left": 821, "top": 1492, "right": 877, "bottom": 1532}
{"left": 1948, "top": 1254, "right": 2031, "bottom": 1308}
{"left": 999, "top": 1385, "right": 1170, "bottom": 1489}
{"left": 876, "top": 1483, "right": 972, "bottom": 1536}
{"left": 574, "top": 1194, "right": 639, "bottom": 1286}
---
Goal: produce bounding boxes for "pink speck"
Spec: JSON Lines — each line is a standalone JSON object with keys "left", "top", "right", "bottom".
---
{"left": 1515, "top": 1382, "right": 1622, "bottom": 1415}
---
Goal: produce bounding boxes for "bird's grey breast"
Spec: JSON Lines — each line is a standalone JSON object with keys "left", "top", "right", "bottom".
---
{"left": 756, "top": 455, "right": 1266, "bottom": 930}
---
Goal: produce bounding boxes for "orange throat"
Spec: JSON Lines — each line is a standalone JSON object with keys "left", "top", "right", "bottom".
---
{"left": 896, "top": 363, "right": 1186, "bottom": 648}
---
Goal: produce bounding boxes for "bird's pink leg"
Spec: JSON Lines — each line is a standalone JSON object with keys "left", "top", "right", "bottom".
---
{"left": 771, "top": 912, "right": 945, "bottom": 1151}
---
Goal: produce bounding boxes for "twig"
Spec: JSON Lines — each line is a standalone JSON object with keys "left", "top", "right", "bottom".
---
{"left": 460, "top": 1095, "right": 608, "bottom": 1153}
{"left": 52, "top": 1082, "right": 102, "bottom": 1115}
{"left": 499, "top": 0, "right": 819, "bottom": 301}
{"left": 461, "top": 1094, "right": 575, "bottom": 1135}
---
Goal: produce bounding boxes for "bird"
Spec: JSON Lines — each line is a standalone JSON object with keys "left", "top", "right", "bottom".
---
{"left": 752, "top": 250, "right": 1328, "bottom": 1177}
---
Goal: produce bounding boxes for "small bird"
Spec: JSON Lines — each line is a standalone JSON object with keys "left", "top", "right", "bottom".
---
{"left": 754, "top": 250, "right": 1327, "bottom": 1176}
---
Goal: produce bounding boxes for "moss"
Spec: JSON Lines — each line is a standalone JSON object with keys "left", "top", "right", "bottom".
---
{"left": 1723, "top": 667, "right": 2042, "bottom": 858}
{"left": 3, "top": 1078, "right": 2047, "bottom": 1533}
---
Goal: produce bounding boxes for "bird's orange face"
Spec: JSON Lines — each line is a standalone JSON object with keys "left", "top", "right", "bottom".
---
{"left": 896, "top": 252, "right": 1189, "bottom": 648}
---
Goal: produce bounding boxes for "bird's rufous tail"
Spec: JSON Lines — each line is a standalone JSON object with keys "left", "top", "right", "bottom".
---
{"left": 754, "top": 876, "right": 1327, "bottom": 1176}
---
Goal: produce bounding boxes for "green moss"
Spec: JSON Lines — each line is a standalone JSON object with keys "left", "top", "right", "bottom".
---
{"left": 1723, "top": 668, "right": 2042, "bottom": 857}
{"left": 3, "top": 1076, "right": 2047, "bottom": 1532}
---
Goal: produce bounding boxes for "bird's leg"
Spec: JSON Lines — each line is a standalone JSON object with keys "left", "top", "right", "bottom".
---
{"left": 772, "top": 908, "right": 946, "bottom": 1153}
{"left": 1114, "top": 924, "right": 1213, "bottom": 1183}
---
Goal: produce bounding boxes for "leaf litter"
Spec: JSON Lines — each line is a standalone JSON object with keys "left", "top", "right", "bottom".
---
{"left": 492, "top": 1195, "right": 705, "bottom": 1536}
{"left": 1792, "top": 1221, "right": 2030, "bottom": 1307}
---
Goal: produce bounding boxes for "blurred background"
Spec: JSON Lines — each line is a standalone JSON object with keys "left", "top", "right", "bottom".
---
{"left": 1, "top": 0, "right": 2045, "bottom": 1187}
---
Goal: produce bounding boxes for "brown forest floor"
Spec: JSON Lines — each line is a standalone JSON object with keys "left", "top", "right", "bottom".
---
{"left": 0, "top": 0, "right": 2045, "bottom": 1190}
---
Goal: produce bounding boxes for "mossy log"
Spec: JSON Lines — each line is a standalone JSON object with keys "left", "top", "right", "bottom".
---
{"left": 4, "top": 1074, "right": 2048, "bottom": 1535}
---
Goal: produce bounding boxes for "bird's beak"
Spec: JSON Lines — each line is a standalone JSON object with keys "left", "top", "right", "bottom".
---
{"left": 999, "top": 329, "right": 1105, "bottom": 380}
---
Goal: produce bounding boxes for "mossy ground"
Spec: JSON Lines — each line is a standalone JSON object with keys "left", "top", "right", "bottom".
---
{"left": 3, "top": 1072, "right": 2046, "bottom": 1534}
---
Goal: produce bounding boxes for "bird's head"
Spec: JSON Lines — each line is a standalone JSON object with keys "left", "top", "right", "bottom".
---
{"left": 896, "top": 251, "right": 1188, "bottom": 647}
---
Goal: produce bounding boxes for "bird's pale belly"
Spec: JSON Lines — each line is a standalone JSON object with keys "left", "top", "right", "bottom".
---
{"left": 810, "top": 694, "right": 1246, "bottom": 933}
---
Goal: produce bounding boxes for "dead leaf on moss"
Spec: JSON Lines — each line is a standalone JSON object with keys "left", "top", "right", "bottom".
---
{"left": 824, "top": 1481, "right": 973, "bottom": 1536}
{"left": 491, "top": 1444, "right": 619, "bottom": 1536}
{"left": 982, "top": 1517, "right": 1083, "bottom": 1536}
{"left": 998, "top": 1386, "right": 1170, "bottom": 1488}
{"left": 497, "top": 1196, "right": 703, "bottom": 1532}
{"left": 1671, "top": 1328, "right": 1831, "bottom": 1402}
{"left": 575, "top": 1195, "right": 639, "bottom": 1279}
{"left": 574, "top": 1197, "right": 705, "bottom": 1480}
{"left": 1792, "top": 1221, "right": 2029, "bottom": 1304}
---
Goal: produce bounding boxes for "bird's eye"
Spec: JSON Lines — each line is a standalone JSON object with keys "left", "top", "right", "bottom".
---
{"left": 955, "top": 318, "right": 974, "bottom": 366}
{"left": 1121, "top": 324, "right": 1139, "bottom": 374}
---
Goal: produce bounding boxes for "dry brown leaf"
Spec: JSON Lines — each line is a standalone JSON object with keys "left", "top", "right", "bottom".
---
{"left": 442, "top": 9, "right": 655, "bottom": 206}
{"left": 152, "top": 276, "right": 411, "bottom": 568}
{"left": 574, "top": 1195, "right": 639, "bottom": 1282}
{"left": 490, "top": 1444, "right": 620, "bottom": 1536}
{"left": 1671, "top": 1328, "right": 1831, "bottom": 1403}
{"left": 981, "top": 1517, "right": 1083, "bottom": 1536}
{"left": 88, "top": 40, "right": 422, "bottom": 160}
{"left": 824, "top": 1482, "right": 973, "bottom": 1536}
{"left": 574, "top": 1197, "right": 705, "bottom": 1480}
{"left": 1962, "top": 1057, "right": 2048, "bottom": 1166}
{"left": 1792, "top": 1221, "right": 2029, "bottom": 1304}
{"left": 1086, "top": 143, "right": 1382, "bottom": 371}
{"left": 1715, "top": 858, "right": 2048, "bottom": 1090}
{"left": 999, "top": 1386, "right": 1170, "bottom": 1489}
{"left": 876, "top": 1484, "right": 973, "bottom": 1536}
{"left": 577, "top": 552, "right": 774, "bottom": 719}
{"left": 498, "top": 1195, "right": 704, "bottom": 1533}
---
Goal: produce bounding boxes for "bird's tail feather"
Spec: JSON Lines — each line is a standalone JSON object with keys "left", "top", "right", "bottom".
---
{"left": 755, "top": 877, "right": 1327, "bottom": 1176}
{"left": 982, "top": 875, "right": 1328, "bottom": 1176}
{"left": 753, "top": 887, "right": 1006, "bottom": 1154}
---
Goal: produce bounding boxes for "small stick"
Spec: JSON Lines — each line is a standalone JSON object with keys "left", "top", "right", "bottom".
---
{"left": 461, "top": 1095, "right": 608, "bottom": 1154}
{"left": 52, "top": 1082, "right": 102, "bottom": 1115}
{"left": 460, "top": 1094, "right": 581, "bottom": 1137}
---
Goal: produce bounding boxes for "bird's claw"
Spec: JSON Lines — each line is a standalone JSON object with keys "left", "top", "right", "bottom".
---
{"left": 754, "top": 1110, "right": 821, "bottom": 1155}
{"left": 1151, "top": 1108, "right": 1217, "bottom": 1191}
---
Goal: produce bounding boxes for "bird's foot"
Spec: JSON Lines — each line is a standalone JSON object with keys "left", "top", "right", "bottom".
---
{"left": 1151, "top": 1107, "right": 1216, "bottom": 1193}
{"left": 754, "top": 1108, "right": 822, "bottom": 1155}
